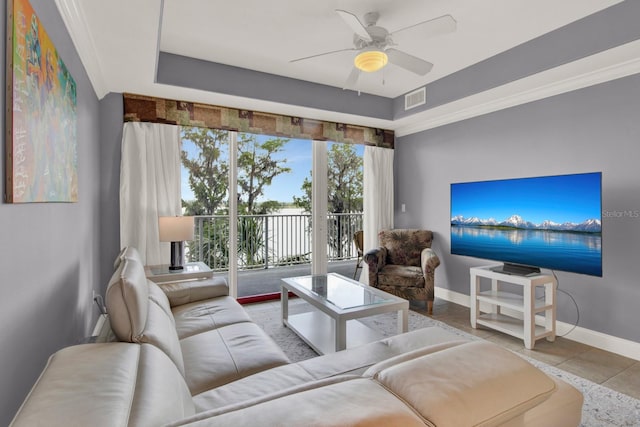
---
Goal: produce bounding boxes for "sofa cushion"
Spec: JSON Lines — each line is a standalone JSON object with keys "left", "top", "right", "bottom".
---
{"left": 113, "top": 245, "right": 144, "bottom": 269}
{"left": 148, "top": 280, "right": 176, "bottom": 326}
{"left": 520, "top": 376, "right": 584, "bottom": 427}
{"left": 378, "top": 265, "right": 425, "bottom": 288}
{"left": 193, "top": 363, "right": 314, "bottom": 412}
{"left": 11, "top": 343, "right": 195, "bottom": 427}
{"left": 374, "top": 341, "right": 557, "bottom": 427}
{"left": 160, "top": 277, "right": 229, "bottom": 307}
{"left": 190, "top": 375, "right": 361, "bottom": 422}
{"left": 193, "top": 327, "right": 463, "bottom": 411}
{"left": 106, "top": 256, "right": 149, "bottom": 342}
{"left": 169, "top": 378, "right": 426, "bottom": 427}
{"left": 172, "top": 295, "right": 253, "bottom": 339}
{"left": 106, "top": 256, "right": 186, "bottom": 375}
{"left": 140, "top": 290, "right": 187, "bottom": 376}
{"left": 180, "top": 322, "right": 290, "bottom": 395}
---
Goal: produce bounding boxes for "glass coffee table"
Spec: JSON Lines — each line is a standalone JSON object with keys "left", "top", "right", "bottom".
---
{"left": 281, "top": 273, "right": 409, "bottom": 354}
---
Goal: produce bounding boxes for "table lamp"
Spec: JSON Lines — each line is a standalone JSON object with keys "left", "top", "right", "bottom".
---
{"left": 158, "top": 216, "right": 194, "bottom": 270}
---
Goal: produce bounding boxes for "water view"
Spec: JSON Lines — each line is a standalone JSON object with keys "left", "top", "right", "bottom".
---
{"left": 451, "top": 226, "right": 602, "bottom": 276}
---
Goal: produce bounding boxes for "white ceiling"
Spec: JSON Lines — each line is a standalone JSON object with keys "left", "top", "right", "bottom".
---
{"left": 56, "top": 0, "right": 625, "bottom": 130}
{"left": 159, "top": 0, "right": 620, "bottom": 98}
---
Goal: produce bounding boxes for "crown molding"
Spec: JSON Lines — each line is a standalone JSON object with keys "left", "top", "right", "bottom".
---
{"left": 395, "top": 39, "right": 640, "bottom": 137}
{"left": 55, "top": 0, "right": 108, "bottom": 99}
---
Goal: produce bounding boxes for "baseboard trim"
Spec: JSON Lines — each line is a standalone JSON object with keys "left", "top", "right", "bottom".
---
{"left": 435, "top": 287, "right": 640, "bottom": 361}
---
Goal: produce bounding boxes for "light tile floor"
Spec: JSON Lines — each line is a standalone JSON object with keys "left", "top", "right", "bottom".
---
{"left": 413, "top": 299, "right": 640, "bottom": 400}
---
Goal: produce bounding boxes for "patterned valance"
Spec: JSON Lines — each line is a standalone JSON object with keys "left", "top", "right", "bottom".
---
{"left": 123, "top": 93, "right": 394, "bottom": 149}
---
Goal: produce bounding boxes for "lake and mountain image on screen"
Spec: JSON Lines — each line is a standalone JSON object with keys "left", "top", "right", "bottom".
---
{"left": 450, "top": 172, "right": 603, "bottom": 277}
{"left": 451, "top": 216, "right": 602, "bottom": 276}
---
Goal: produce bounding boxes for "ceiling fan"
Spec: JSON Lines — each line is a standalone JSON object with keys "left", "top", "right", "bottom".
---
{"left": 290, "top": 9, "right": 457, "bottom": 90}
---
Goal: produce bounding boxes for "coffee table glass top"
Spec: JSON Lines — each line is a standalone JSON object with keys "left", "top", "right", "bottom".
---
{"left": 285, "top": 273, "right": 395, "bottom": 310}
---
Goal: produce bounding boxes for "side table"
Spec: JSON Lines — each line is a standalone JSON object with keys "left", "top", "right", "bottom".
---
{"left": 144, "top": 261, "right": 213, "bottom": 284}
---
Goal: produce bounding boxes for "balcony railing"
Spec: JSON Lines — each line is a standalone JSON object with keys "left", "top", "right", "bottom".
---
{"left": 188, "top": 213, "right": 363, "bottom": 272}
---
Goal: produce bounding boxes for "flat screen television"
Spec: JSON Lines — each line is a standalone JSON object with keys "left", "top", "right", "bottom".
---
{"left": 450, "top": 172, "right": 602, "bottom": 277}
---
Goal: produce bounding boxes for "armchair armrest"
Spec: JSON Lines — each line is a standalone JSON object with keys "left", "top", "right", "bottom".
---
{"left": 158, "top": 277, "right": 229, "bottom": 307}
{"left": 364, "top": 247, "right": 388, "bottom": 272}
{"left": 420, "top": 248, "right": 440, "bottom": 275}
{"left": 421, "top": 248, "right": 440, "bottom": 305}
{"left": 364, "top": 247, "right": 388, "bottom": 287}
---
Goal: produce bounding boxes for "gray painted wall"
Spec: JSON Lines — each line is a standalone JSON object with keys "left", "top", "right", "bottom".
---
{"left": 0, "top": 2, "right": 102, "bottom": 424}
{"left": 98, "top": 93, "right": 124, "bottom": 288}
{"left": 157, "top": 52, "right": 393, "bottom": 120}
{"left": 395, "top": 73, "right": 640, "bottom": 343}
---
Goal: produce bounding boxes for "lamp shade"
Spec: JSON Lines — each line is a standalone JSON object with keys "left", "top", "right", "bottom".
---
{"left": 354, "top": 49, "right": 388, "bottom": 72}
{"left": 159, "top": 216, "right": 194, "bottom": 242}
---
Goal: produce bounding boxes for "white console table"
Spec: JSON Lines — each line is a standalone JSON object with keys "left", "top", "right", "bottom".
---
{"left": 470, "top": 265, "right": 556, "bottom": 349}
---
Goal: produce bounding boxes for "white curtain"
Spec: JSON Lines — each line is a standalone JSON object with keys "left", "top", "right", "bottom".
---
{"left": 360, "top": 146, "right": 394, "bottom": 283}
{"left": 120, "top": 122, "right": 181, "bottom": 265}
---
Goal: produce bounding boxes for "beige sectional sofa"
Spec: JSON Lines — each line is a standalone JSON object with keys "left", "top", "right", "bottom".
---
{"left": 11, "top": 247, "right": 584, "bottom": 426}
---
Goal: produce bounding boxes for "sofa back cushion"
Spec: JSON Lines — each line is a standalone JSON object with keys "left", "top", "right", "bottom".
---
{"left": 113, "top": 245, "right": 144, "bottom": 269}
{"left": 106, "top": 255, "right": 185, "bottom": 376}
{"left": 11, "top": 343, "right": 195, "bottom": 427}
{"left": 169, "top": 378, "right": 425, "bottom": 427}
{"left": 106, "top": 256, "right": 149, "bottom": 342}
{"left": 141, "top": 285, "right": 186, "bottom": 376}
{"left": 378, "top": 229, "right": 433, "bottom": 267}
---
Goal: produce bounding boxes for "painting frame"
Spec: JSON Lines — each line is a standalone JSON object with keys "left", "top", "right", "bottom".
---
{"left": 5, "top": 0, "right": 77, "bottom": 203}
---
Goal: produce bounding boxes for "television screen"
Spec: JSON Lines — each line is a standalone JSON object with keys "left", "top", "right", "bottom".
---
{"left": 450, "top": 172, "right": 602, "bottom": 276}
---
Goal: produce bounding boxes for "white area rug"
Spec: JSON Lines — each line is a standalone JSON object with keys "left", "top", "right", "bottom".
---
{"left": 245, "top": 300, "right": 640, "bottom": 427}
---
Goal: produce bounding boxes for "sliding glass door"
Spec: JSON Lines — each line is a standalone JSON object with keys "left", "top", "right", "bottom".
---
{"left": 235, "top": 133, "right": 312, "bottom": 298}
{"left": 181, "top": 127, "right": 363, "bottom": 298}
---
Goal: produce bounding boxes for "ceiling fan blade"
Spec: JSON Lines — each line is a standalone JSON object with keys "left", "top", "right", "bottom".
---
{"left": 390, "top": 14, "right": 457, "bottom": 39}
{"left": 290, "top": 47, "right": 356, "bottom": 63}
{"left": 343, "top": 67, "right": 361, "bottom": 90}
{"left": 335, "top": 9, "right": 372, "bottom": 42}
{"left": 386, "top": 48, "right": 434, "bottom": 75}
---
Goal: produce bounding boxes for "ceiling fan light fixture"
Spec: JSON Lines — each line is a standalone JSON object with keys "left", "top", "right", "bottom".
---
{"left": 354, "top": 49, "right": 388, "bottom": 72}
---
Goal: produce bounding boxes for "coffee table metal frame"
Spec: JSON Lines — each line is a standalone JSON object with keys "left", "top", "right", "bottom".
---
{"left": 281, "top": 273, "right": 409, "bottom": 354}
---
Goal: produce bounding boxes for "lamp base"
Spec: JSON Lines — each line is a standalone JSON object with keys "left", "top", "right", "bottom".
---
{"left": 169, "top": 241, "right": 185, "bottom": 270}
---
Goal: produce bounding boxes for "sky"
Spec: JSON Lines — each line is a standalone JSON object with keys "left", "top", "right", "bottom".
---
{"left": 450, "top": 172, "right": 602, "bottom": 224}
{"left": 181, "top": 133, "right": 363, "bottom": 204}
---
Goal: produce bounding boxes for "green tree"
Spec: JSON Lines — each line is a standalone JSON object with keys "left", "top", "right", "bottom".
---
{"left": 327, "top": 143, "right": 363, "bottom": 214}
{"left": 237, "top": 134, "right": 291, "bottom": 214}
{"left": 181, "top": 127, "right": 229, "bottom": 215}
{"left": 293, "top": 143, "right": 363, "bottom": 213}
{"left": 236, "top": 134, "right": 291, "bottom": 266}
{"left": 180, "top": 128, "right": 292, "bottom": 268}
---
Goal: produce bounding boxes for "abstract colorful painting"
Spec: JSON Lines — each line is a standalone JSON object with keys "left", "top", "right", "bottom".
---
{"left": 5, "top": 0, "right": 77, "bottom": 203}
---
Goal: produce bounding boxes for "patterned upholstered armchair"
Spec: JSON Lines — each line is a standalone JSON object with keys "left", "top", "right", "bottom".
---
{"left": 364, "top": 229, "right": 440, "bottom": 314}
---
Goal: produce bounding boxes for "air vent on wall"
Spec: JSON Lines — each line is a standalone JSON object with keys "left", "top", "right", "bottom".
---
{"left": 405, "top": 87, "right": 426, "bottom": 110}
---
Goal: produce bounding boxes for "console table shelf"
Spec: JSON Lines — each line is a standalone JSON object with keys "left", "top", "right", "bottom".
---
{"left": 476, "top": 290, "right": 553, "bottom": 313}
{"left": 470, "top": 265, "right": 557, "bottom": 349}
{"left": 476, "top": 313, "right": 552, "bottom": 341}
